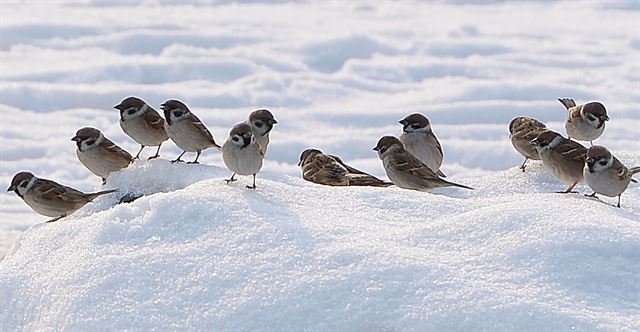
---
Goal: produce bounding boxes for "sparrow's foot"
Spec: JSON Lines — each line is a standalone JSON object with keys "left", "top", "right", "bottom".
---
{"left": 519, "top": 165, "right": 526, "bottom": 172}
{"left": 170, "top": 159, "right": 184, "bottom": 164}
{"left": 101, "top": 178, "right": 107, "bottom": 185}
{"left": 225, "top": 179, "right": 236, "bottom": 184}
{"left": 147, "top": 155, "right": 160, "bottom": 160}
{"left": 556, "top": 191, "right": 579, "bottom": 194}
{"left": 246, "top": 185, "right": 256, "bottom": 190}
{"left": 585, "top": 192, "right": 598, "bottom": 198}
{"left": 187, "top": 161, "right": 200, "bottom": 165}
{"left": 46, "top": 215, "right": 65, "bottom": 223}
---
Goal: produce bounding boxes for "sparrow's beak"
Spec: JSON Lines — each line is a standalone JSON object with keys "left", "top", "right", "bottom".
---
{"left": 603, "top": 115, "right": 610, "bottom": 121}
{"left": 373, "top": 146, "right": 379, "bottom": 151}
{"left": 159, "top": 103, "right": 167, "bottom": 110}
{"left": 7, "top": 185, "right": 15, "bottom": 191}
{"left": 399, "top": 120, "right": 407, "bottom": 125}
{"left": 269, "top": 119, "right": 278, "bottom": 125}
{"left": 297, "top": 159, "right": 302, "bottom": 166}
{"left": 71, "top": 136, "right": 81, "bottom": 142}
{"left": 113, "top": 104, "right": 123, "bottom": 110}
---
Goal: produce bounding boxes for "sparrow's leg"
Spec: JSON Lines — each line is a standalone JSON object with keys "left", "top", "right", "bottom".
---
{"left": 46, "top": 215, "right": 66, "bottom": 223}
{"left": 101, "top": 178, "right": 107, "bottom": 185}
{"left": 187, "top": 151, "right": 201, "bottom": 164}
{"left": 557, "top": 181, "right": 578, "bottom": 194}
{"left": 617, "top": 195, "right": 621, "bottom": 208}
{"left": 519, "top": 157, "right": 528, "bottom": 172}
{"left": 148, "top": 144, "right": 162, "bottom": 160}
{"left": 246, "top": 174, "right": 257, "bottom": 189}
{"left": 133, "top": 145, "right": 145, "bottom": 159}
{"left": 171, "top": 151, "right": 186, "bottom": 163}
{"left": 225, "top": 173, "right": 237, "bottom": 184}
{"left": 590, "top": 141, "right": 593, "bottom": 146}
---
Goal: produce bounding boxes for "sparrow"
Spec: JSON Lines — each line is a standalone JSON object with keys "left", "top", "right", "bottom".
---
{"left": 247, "top": 109, "right": 277, "bottom": 155}
{"left": 160, "top": 99, "right": 221, "bottom": 164}
{"left": 115, "top": 96, "right": 168, "bottom": 159}
{"left": 7, "top": 171, "right": 117, "bottom": 222}
{"left": 399, "top": 113, "right": 446, "bottom": 177}
{"left": 298, "top": 148, "right": 392, "bottom": 187}
{"left": 558, "top": 98, "right": 609, "bottom": 145}
{"left": 373, "top": 136, "right": 473, "bottom": 191}
{"left": 222, "top": 123, "right": 264, "bottom": 189}
{"left": 531, "top": 130, "right": 587, "bottom": 193}
{"left": 583, "top": 145, "right": 640, "bottom": 208}
{"left": 509, "top": 116, "right": 547, "bottom": 171}
{"left": 72, "top": 127, "right": 133, "bottom": 184}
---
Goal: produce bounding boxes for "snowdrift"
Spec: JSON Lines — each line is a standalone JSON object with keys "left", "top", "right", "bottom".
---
{"left": 1, "top": 159, "right": 639, "bottom": 331}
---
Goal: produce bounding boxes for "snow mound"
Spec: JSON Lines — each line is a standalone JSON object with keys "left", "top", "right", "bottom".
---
{"left": 1, "top": 159, "right": 639, "bottom": 331}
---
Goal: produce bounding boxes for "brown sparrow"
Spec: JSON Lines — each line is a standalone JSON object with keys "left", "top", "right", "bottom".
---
{"left": 374, "top": 136, "right": 473, "bottom": 191}
{"left": 7, "top": 171, "right": 117, "bottom": 222}
{"left": 531, "top": 130, "right": 587, "bottom": 193}
{"left": 72, "top": 127, "right": 133, "bottom": 184}
{"left": 399, "top": 113, "right": 446, "bottom": 177}
{"left": 509, "top": 116, "right": 547, "bottom": 171}
{"left": 115, "top": 96, "right": 168, "bottom": 159}
{"left": 161, "top": 99, "right": 221, "bottom": 164}
{"left": 584, "top": 145, "right": 640, "bottom": 208}
{"left": 558, "top": 98, "right": 609, "bottom": 145}
{"left": 247, "top": 109, "right": 277, "bottom": 155}
{"left": 298, "top": 148, "right": 392, "bottom": 187}
{"left": 222, "top": 123, "right": 263, "bottom": 189}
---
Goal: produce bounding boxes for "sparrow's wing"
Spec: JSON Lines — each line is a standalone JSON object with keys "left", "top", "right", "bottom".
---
{"left": 302, "top": 154, "right": 349, "bottom": 186}
{"left": 328, "top": 154, "right": 367, "bottom": 175}
{"left": 143, "top": 109, "right": 166, "bottom": 131}
{"left": 32, "top": 179, "right": 87, "bottom": 203}
{"left": 510, "top": 117, "right": 546, "bottom": 138}
{"left": 424, "top": 131, "right": 444, "bottom": 162}
{"left": 611, "top": 157, "right": 631, "bottom": 181}
{"left": 556, "top": 138, "right": 587, "bottom": 162}
{"left": 328, "top": 154, "right": 392, "bottom": 187}
{"left": 188, "top": 113, "right": 220, "bottom": 148}
{"left": 100, "top": 138, "right": 133, "bottom": 161}
{"left": 566, "top": 105, "right": 583, "bottom": 123}
{"left": 390, "top": 151, "right": 440, "bottom": 179}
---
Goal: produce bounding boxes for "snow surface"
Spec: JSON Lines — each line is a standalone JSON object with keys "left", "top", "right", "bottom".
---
{"left": 0, "top": 0, "right": 639, "bottom": 330}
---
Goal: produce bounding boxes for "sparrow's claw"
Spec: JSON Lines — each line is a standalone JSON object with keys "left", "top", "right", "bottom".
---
{"left": 246, "top": 185, "right": 256, "bottom": 190}
{"left": 147, "top": 155, "right": 160, "bottom": 160}
{"left": 187, "top": 161, "right": 200, "bottom": 165}
{"left": 556, "top": 190, "right": 579, "bottom": 194}
{"left": 170, "top": 159, "right": 184, "bottom": 164}
{"left": 585, "top": 192, "right": 599, "bottom": 198}
{"left": 225, "top": 178, "right": 236, "bottom": 184}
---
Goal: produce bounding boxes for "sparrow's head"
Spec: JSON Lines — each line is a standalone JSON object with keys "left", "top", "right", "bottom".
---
{"left": 114, "top": 96, "right": 148, "bottom": 121}
{"left": 580, "top": 102, "right": 609, "bottom": 129}
{"left": 71, "top": 127, "right": 103, "bottom": 151}
{"left": 585, "top": 145, "right": 613, "bottom": 173}
{"left": 531, "top": 130, "right": 562, "bottom": 151}
{"left": 373, "top": 136, "right": 404, "bottom": 159}
{"left": 160, "top": 99, "right": 191, "bottom": 125}
{"left": 7, "top": 171, "right": 36, "bottom": 198}
{"left": 399, "top": 113, "right": 431, "bottom": 133}
{"left": 248, "top": 109, "right": 277, "bottom": 136}
{"left": 228, "top": 123, "right": 253, "bottom": 148}
{"left": 298, "top": 148, "right": 323, "bottom": 166}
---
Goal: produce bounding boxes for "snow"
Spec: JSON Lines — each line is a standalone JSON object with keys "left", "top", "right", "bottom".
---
{"left": 1, "top": 0, "right": 639, "bottom": 330}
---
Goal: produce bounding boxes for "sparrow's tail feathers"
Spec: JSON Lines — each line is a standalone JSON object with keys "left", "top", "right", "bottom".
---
{"left": 87, "top": 189, "right": 118, "bottom": 201}
{"left": 443, "top": 179, "right": 474, "bottom": 190}
{"left": 348, "top": 174, "right": 393, "bottom": 187}
{"left": 629, "top": 166, "right": 640, "bottom": 175}
{"left": 558, "top": 98, "right": 576, "bottom": 110}
{"left": 436, "top": 169, "right": 447, "bottom": 178}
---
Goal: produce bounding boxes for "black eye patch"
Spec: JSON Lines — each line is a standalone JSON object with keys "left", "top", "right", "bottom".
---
{"left": 86, "top": 139, "right": 96, "bottom": 145}
{"left": 587, "top": 115, "right": 596, "bottom": 121}
{"left": 232, "top": 137, "right": 239, "bottom": 142}
{"left": 411, "top": 124, "right": 421, "bottom": 129}
{"left": 599, "top": 161, "right": 608, "bottom": 166}
{"left": 20, "top": 181, "right": 28, "bottom": 188}
{"left": 173, "top": 110, "right": 183, "bottom": 117}
{"left": 255, "top": 121, "right": 263, "bottom": 128}
{"left": 128, "top": 109, "right": 136, "bottom": 115}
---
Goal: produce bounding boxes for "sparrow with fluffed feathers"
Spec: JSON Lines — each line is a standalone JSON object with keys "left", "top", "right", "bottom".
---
{"left": 247, "top": 109, "right": 277, "bottom": 155}
{"left": 558, "top": 98, "right": 609, "bottom": 145}
{"left": 374, "top": 136, "right": 473, "bottom": 191}
{"left": 583, "top": 145, "right": 639, "bottom": 208}
{"left": 222, "top": 123, "right": 264, "bottom": 189}
{"left": 399, "top": 113, "right": 446, "bottom": 177}
{"left": 509, "top": 116, "right": 547, "bottom": 171}
{"left": 7, "top": 172, "right": 117, "bottom": 222}
{"left": 161, "top": 99, "right": 221, "bottom": 164}
{"left": 72, "top": 127, "right": 133, "bottom": 184}
{"left": 298, "top": 148, "right": 392, "bottom": 187}
{"left": 115, "top": 96, "right": 168, "bottom": 159}
{"left": 531, "top": 130, "right": 588, "bottom": 193}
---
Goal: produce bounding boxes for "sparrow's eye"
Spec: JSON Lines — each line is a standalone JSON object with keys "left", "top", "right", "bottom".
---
{"left": 411, "top": 124, "right": 421, "bottom": 129}
{"left": 254, "top": 121, "right": 263, "bottom": 128}
{"left": 599, "top": 160, "right": 608, "bottom": 166}
{"left": 85, "top": 139, "right": 96, "bottom": 145}
{"left": 20, "top": 181, "right": 28, "bottom": 188}
{"left": 128, "top": 109, "right": 136, "bottom": 115}
{"left": 232, "top": 137, "right": 239, "bottom": 142}
{"left": 587, "top": 115, "right": 596, "bottom": 121}
{"left": 173, "top": 110, "right": 183, "bottom": 117}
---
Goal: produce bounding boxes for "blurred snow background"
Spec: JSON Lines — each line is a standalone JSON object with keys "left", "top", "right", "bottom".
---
{"left": 0, "top": 1, "right": 639, "bottom": 330}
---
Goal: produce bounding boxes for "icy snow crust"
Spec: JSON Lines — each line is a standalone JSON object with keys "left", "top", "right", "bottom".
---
{"left": 1, "top": 160, "right": 639, "bottom": 331}
{"left": 1, "top": 0, "right": 640, "bottom": 330}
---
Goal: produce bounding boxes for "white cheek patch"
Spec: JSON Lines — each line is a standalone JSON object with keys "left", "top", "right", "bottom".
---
{"left": 18, "top": 177, "right": 37, "bottom": 196}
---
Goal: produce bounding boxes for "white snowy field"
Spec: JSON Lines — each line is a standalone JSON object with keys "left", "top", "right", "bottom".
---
{"left": 0, "top": 0, "right": 639, "bottom": 330}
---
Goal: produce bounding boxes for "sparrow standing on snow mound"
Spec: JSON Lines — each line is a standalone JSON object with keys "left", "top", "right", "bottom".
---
{"left": 399, "top": 113, "right": 446, "bottom": 177}
{"left": 509, "top": 116, "right": 547, "bottom": 172}
{"left": 247, "top": 109, "right": 277, "bottom": 155}
{"left": 7, "top": 172, "right": 117, "bottom": 222}
{"left": 161, "top": 99, "right": 221, "bottom": 164}
{"left": 373, "top": 136, "right": 473, "bottom": 191}
{"left": 531, "top": 130, "right": 587, "bottom": 194}
{"left": 558, "top": 98, "right": 609, "bottom": 145}
{"left": 298, "top": 148, "right": 392, "bottom": 187}
{"left": 583, "top": 146, "right": 640, "bottom": 208}
{"left": 72, "top": 127, "right": 133, "bottom": 184}
{"left": 222, "top": 123, "right": 263, "bottom": 189}
{"left": 115, "top": 96, "right": 168, "bottom": 160}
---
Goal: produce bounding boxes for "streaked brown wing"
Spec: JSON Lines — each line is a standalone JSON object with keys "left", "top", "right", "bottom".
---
{"left": 303, "top": 154, "right": 348, "bottom": 186}
{"left": 188, "top": 113, "right": 217, "bottom": 146}
{"left": 328, "top": 154, "right": 367, "bottom": 175}
{"left": 390, "top": 151, "right": 439, "bottom": 179}
{"left": 33, "top": 179, "right": 86, "bottom": 202}
{"left": 100, "top": 138, "right": 133, "bottom": 161}
{"left": 556, "top": 138, "right": 587, "bottom": 162}
{"left": 143, "top": 109, "right": 166, "bottom": 131}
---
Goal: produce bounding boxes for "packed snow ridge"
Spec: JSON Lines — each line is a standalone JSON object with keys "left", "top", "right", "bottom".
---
{"left": 1, "top": 158, "right": 639, "bottom": 331}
